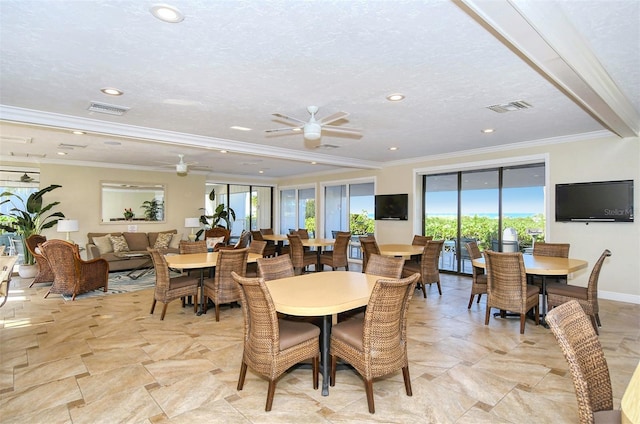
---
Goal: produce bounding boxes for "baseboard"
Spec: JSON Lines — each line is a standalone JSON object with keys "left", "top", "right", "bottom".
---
{"left": 599, "top": 290, "right": 640, "bottom": 305}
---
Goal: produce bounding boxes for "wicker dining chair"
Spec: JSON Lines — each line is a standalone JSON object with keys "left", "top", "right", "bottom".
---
{"left": 546, "top": 249, "right": 611, "bottom": 335}
{"left": 148, "top": 248, "right": 199, "bottom": 320}
{"left": 204, "top": 227, "right": 231, "bottom": 249}
{"left": 286, "top": 233, "right": 316, "bottom": 275}
{"left": 178, "top": 240, "right": 207, "bottom": 254}
{"left": 402, "top": 239, "right": 445, "bottom": 298}
{"left": 330, "top": 272, "right": 420, "bottom": 414}
{"left": 39, "top": 239, "right": 109, "bottom": 300}
{"left": 484, "top": 250, "right": 539, "bottom": 334}
{"left": 465, "top": 240, "right": 487, "bottom": 308}
{"left": 245, "top": 240, "right": 267, "bottom": 277}
{"left": 546, "top": 300, "right": 620, "bottom": 424}
{"left": 365, "top": 254, "right": 404, "bottom": 279}
{"left": 359, "top": 236, "right": 381, "bottom": 273}
{"left": 232, "top": 272, "right": 320, "bottom": 411}
{"left": 251, "top": 231, "right": 276, "bottom": 257}
{"left": 319, "top": 231, "right": 351, "bottom": 271}
{"left": 202, "top": 248, "right": 249, "bottom": 321}
{"left": 218, "top": 230, "right": 251, "bottom": 250}
{"left": 257, "top": 255, "right": 295, "bottom": 281}
{"left": 411, "top": 234, "right": 433, "bottom": 246}
{"left": 532, "top": 242, "right": 571, "bottom": 286}
{"left": 25, "top": 234, "right": 55, "bottom": 287}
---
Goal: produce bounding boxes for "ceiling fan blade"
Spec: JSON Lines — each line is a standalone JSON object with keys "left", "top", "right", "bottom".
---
{"left": 319, "top": 111, "right": 349, "bottom": 125}
{"left": 265, "top": 126, "right": 303, "bottom": 134}
{"left": 272, "top": 113, "right": 306, "bottom": 125}
{"left": 322, "top": 125, "right": 362, "bottom": 134}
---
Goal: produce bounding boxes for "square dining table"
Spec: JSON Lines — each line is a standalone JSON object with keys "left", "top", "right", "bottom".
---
{"left": 265, "top": 271, "right": 383, "bottom": 396}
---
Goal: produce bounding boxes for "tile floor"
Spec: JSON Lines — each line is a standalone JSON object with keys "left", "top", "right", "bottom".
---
{"left": 1, "top": 268, "right": 638, "bottom": 423}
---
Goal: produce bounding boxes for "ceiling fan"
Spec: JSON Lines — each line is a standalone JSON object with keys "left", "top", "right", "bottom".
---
{"left": 265, "top": 106, "right": 362, "bottom": 141}
{"left": 157, "top": 154, "right": 197, "bottom": 176}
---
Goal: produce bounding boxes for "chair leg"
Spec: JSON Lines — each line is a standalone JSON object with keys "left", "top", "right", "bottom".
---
{"left": 402, "top": 366, "right": 412, "bottom": 396}
{"left": 519, "top": 313, "right": 526, "bottom": 334}
{"left": 477, "top": 293, "right": 482, "bottom": 303}
{"left": 436, "top": 281, "right": 442, "bottom": 295}
{"left": 590, "top": 315, "right": 599, "bottom": 335}
{"left": 534, "top": 306, "right": 539, "bottom": 326}
{"left": 265, "top": 380, "right": 276, "bottom": 412}
{"left": 150, "top": 299, "right": 156, "bottom": 314}
{"left": 595, "top": 313, "right": 602, "bottom": 327}
{"left": 485, "top": 306, "right": 491, "bottom": 325}
{"left": 364, "top": 379, "right": 375, "bottom": 414}
{"left": 193, "top": 294, "right": 197, "bottom": 314}
{"left": 330, "top": 355, "right": 336, "bottom": 386}
{"left": 215, "top": 304, "right": 220, "bottom": 322}
{"left": 467, "top": 294, "right": 474, "bottom": 309}
{"left": 160, "top": 303, "right": 168, "bottom": 320}
{"left": 312, "top": 355, "right": 319, "bottom": 390}
{"left": 237, "top": 362, "right": 247, "bottom": 390}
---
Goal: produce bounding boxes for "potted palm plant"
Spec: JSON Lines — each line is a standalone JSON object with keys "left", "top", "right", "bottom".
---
{"left": 0, "top": 185, "right": 65, "bottom": 277}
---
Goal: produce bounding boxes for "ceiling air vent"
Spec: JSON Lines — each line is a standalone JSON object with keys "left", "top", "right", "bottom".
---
{"left": 87, "top": 101, "right": 130, "bottom": 116}
{"left": 10, "top": 152, "right": 46, "bottom": 158}
{"left": 58, "top": 143, "right": 88, "bottom": 150}
{"left": 0, "top": 136, "right": 32, "bottom": 144}
{"left": 314, "top": 144, "right": 340, "bottom": 149}
{"left": 486, "top": 100, "right": 533, "bottom": 113}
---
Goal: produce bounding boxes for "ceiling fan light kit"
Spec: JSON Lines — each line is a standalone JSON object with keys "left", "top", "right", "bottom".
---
{"left": 265, "top": 105, "right": 362, "bottom": 143}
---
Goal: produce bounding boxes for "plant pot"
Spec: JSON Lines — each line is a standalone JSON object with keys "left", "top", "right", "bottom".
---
{"left": 18, "top": 264, "right": 37, "bottom": 279}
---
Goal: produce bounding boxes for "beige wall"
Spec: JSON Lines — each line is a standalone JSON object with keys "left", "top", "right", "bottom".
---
{"left": 6, "top": 133, "right": 638, "bottom": 302}
{"left": 37, "top": 164, "right": 206, "bottom": 247}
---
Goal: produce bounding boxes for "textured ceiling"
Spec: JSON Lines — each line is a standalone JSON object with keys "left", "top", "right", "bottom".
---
{"left": 0, "top": 0, "right": 638, "bottom": 179}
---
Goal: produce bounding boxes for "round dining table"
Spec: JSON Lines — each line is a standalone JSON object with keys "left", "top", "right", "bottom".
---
{"left": 378, "top": 243, "right": 424, "bottom": 258}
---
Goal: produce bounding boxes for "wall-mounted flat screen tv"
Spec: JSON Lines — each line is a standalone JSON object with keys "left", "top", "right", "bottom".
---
{"left": 375, "top": 194, "right": 408, "bottom": 220}
{"left": 555, "top": 180, "right": 634, "bottom": 222}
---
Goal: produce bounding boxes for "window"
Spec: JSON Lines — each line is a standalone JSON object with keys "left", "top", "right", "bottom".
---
{"left": 279, "top": 186, "right": 315, "bottom": 236}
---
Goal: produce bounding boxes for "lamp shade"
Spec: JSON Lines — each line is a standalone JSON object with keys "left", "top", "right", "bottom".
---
{"left": 184, "top": 217, "right": 200, "bottom": 228}
{"left": 57, "top": 219, "right": 79, "bottom": 233}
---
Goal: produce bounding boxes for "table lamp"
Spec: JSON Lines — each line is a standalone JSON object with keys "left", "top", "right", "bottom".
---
{"left": 184, "top": 217, "right": 200, "bottom": 241}
{"left": 57, "top": 219, "right": 79, "bottom": 244}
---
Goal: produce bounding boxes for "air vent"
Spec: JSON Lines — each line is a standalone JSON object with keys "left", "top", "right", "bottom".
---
{"left": 87, "top": 101, "right": 130, "bottom": 116}
{"left": 314, "top": 144, "right": 340, "bottom": 149}
{"left": 0, "top": 136, "right": 32, "bottom": 144}
{"left": 486, "top": 100, "right": 533, "bottom": 113}
{"left": 10, "top": 152, "right": 46, "bottom": 158}
{"left": 58, "top": 143, "right": 88, "bottom": 150}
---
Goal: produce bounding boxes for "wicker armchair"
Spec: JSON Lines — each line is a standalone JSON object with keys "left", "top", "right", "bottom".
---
{"left": 39, "top": 239, "right": 108, "bottom": 300}
{"left": 365, "top": 254, "right": 404, "bottom": 279}
{"left": 402, "top": 239, "right": 445, "bottom": 298}
{"left": 218, "top": 230, "right": 251, "bottom": 250}
{"left": 204, "top": 227, "right": 231, "bottom": 249}
{"left": 330, "top": 273, "right": 420, "bottom": 414}
{"left": 232, "top": 272, "right": 320, "bottom": 411}
{"left": 465, "top": 241, "right": 487, "bottom": 308}
{"left": 484, "top": 250, "right": 539, "bottom": 334}
{"left": 25, "top": 234, "right": 55, "bottom": 287}
{"left": 319, "top": 231, "right": 351, "bottom": 271}
{"left": 286, "top": 233, "right": 316, "bottom": 275}
{"left": 257, "top": 255, "right": 295, "bottom": 281}
{"left": 202, "top": 248, "right": 248, "bottom": 321}
{"left": 546, "top": 300, "right": 620, "bottom": 424}
{"left": 546, "top": 249, "right": 611, "bottom": 335}
{"left": 148, "top": 249, "right": 199, "bottom": 320}
{"left": 359, "top": 236, "right": 380, "bottom": 273}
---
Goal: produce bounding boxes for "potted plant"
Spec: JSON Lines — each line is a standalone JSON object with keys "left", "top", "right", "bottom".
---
{"left": 0, "top": 185, "right": 65, "bottom": 277}
{"left": 123, "top": 208, "right": 134, "bottom": 220}
{"left": 140, "top": 199, "right": 163, "bottom": 221}
{"left": 195, "top": 203, "right": 236, "bottom": 240}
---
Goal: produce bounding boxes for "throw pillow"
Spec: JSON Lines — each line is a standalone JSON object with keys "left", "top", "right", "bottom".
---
{"left": 206, "top": 236, "right": 225, "bottom": 251}
{"left": 154, "top": 232, "right": 173, "bottom": 249}
{"left": 110, "top": 234, "right": 130, "bottom": 253}
{"left": 169, "top": 233, "right": 183, "bottom": 249}
{"left": 94, "top": 234, "right": 114, "bottom": 254}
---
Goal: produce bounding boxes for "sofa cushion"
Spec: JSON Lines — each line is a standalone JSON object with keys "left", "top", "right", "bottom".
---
{"left": 93, "top": 234, "right": 114, "bottom": 254}
{"left": 169, "top": 233, "right": 183, "bottom": 249}
{"left": 88, "top": 232, "right": 122, "bottom": 245}
{"left": 147, "top": 230, "right": 177, "bottom": 248}
{"left": 154, "top": 232, "right": 173, "bottom": 249}
{"left": 110, "top": 234, "right": 130, "bottom": 253}
{"left": 123, "top": 232, "right": 149, "bottom": 251}
{"left": 206, "top": 236, "right": 225, "bottom": 250}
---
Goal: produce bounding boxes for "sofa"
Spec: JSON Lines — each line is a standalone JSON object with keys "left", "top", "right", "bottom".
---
{"left": 86, "top": 230, "right": 180, "bottom": 271}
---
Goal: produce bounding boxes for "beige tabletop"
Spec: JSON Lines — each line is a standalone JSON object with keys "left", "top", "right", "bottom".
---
{"left": 301, "top": 238, "right": 335, "bottom": 248}
{"left": 622, "top": 359, "right": 640, "bottom": 424}
{"left": 266, "top": 271, "right": 381, "bottom": 316}
{"left": 378, "top": 243, "right": 424, "bottom": 258}
{"left": 165, "top": 252, "right": 261, "bottom": 269}
{"left": 472, "top": 255, "right": 588, "bottom": 276}
{"left": 261, "top": 234, "right": 289, "bottom": 242}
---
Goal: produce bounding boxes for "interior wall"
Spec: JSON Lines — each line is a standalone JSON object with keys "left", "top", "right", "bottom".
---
{"left": 37, "top": 164, "right": 206, "bottom": 247}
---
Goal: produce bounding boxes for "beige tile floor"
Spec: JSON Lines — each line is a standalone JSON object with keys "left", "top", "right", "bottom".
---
{"left": 1, "top": 269, "right": 638, "bottom": 423}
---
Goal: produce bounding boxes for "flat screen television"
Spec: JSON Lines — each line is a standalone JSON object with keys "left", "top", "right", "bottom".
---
{"left": 555, "top": 180, "right": 634, "bottom": 222}
{"left": 375, "top": 194, "right": 408, "bottom": 220}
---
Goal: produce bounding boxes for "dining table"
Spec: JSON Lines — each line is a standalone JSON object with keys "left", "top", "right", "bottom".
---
{"left": 471, "top": 254, "right": 588, "bottom": 324}
{"left": 261, "top": 233, "right": 289, "bottom": 255}
{"left": 165, "top": 251, "right": 262, "bottom": 316}
{"left": 266, "top": 271, "right": 383, "bottom": 396}
{"left": 378, "top": 243, "right": 424, "bottom": 259}
{"left": 301, "top": 238, "right": 335, "bottom": 271}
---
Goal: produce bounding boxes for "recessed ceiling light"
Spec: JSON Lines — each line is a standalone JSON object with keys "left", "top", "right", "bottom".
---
{"left": 57, "top": 151, "right": 68, "bottom": 156}
{"left": 386, "top": 93, "right": 405, "bottom": 102}
{"left": 311, "top": 161, "right": 317, "bottom": 165}
{"left": 258, "top": 170, "right": 264, "bottom": 174}
{"left": 230, "top": 126, "right": 252, "bottom": 131}
{"left": 100, "top": 87, "right": 123, "bottom": 96}
{"left": 389, "top": 147, "right": 398, "bottom": 151}
{"left": 220, "top": 150, "right": 228, "bottom": 154}
{"left": 481, "top": 128, "right": 495, "bottom": 134}
{"left": 150, "top": 4, "right": 185, "bottom": 23}
{"left": 72, "top": 130, "right": 85, "bottom": 135}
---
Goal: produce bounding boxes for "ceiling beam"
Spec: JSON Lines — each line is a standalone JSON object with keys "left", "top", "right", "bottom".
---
{"left": 458, "top": 0, "right": 639, "bottom": 138}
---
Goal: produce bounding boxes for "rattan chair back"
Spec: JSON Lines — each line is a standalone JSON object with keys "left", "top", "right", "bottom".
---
{"left": 286, "top": 233, "right": 315, "bottom": 274}
{"left": 411, "top": 235, "right": 432, "bottom": 246}
{"left": 248, "top": 240, "right": 267, "bottom": 255}
{"left": 359, "top": 236, "right": 381, "bottom": 272}
{"left": 257, "top": 255, "right": 295, "bottom": 281}
{"left": 202, "top": 248, "right": 249, "bottom": 321}
{"left": 260, "top": 228, "right": 274, "bottom": 235}
{"left": 232, "top": 272, "right": 320, "bottom": 411}
{"left": 204, "top": 227, "right": 231, "bottom": 245}
{"left": 546, "top": 300, "right": 615, "bottom": 423}
{"left": 25, "top": 234, "right": 55, "bottom": 286}
{"left": 533, "top": 242, "right": 570, "bottom": 258}
{"left": 320, "top": 231, "right": 351, "bottom": 270}
{"left": 364, "top": 254, "right": 403, "bottom": 278}
{"left": 179, "top": 240, "right": 207, "bottom": 254}
{"left": 148, "top": 248, "right": 199, "bottom": 319}
{"left": 465, "top": 240, "right": 487, "bottom": 308}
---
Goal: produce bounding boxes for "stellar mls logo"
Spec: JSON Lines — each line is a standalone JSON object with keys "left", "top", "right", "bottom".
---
{"left": 604, "top": 208, "right": 632, "bottom": 216}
